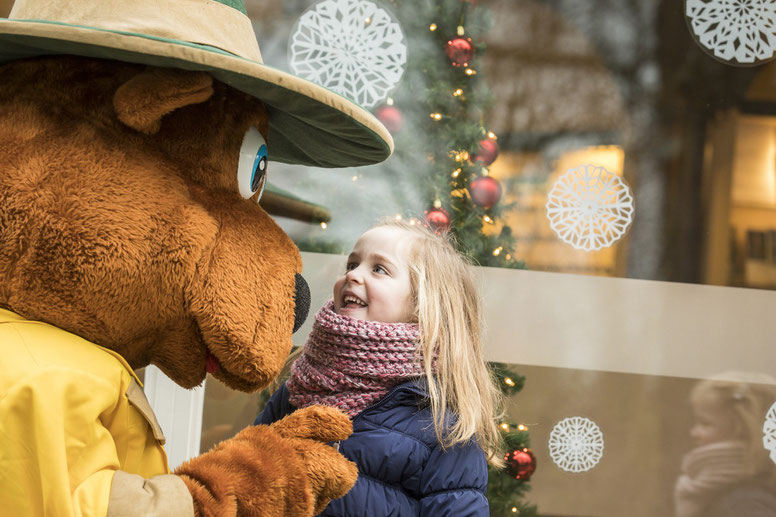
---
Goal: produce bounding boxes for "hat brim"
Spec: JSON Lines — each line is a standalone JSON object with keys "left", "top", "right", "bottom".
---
{"left": 0, "top": 19, "right": 394, "bottom": 168}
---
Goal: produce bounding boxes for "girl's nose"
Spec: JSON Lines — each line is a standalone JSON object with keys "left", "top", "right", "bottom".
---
{"left": 345, "top": 267, "right": 364, "bottom": 283}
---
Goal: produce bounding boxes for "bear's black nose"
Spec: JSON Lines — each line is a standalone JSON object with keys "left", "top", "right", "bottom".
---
{"left": 293, "top": 273, "right": 311, "bottom": 333}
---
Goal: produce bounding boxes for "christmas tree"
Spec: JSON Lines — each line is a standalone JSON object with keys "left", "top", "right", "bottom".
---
{"left": 373, "top": 0, "right": 524, "bottom": 268}
{"left": 279, "top": 1, "right": 537, "bottom": 511}
{"left": 488, "top": 363, "right": 538, "bottom": 516}
{"left": 375, "top": 1, "right": 535, "bottom": 513}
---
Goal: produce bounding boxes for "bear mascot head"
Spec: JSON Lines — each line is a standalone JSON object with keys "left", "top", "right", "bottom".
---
{"left": 0, "top": 1, "right": 392, "bottom": 516}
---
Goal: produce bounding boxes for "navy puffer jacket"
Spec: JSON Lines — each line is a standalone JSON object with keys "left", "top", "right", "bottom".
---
{"left": 254, "top": 380, "right": 489, "bottom": 516}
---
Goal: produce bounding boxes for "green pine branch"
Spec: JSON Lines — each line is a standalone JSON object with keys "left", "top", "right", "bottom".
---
{"left": 385, "top": 0, "right": 525, "bottom": 270}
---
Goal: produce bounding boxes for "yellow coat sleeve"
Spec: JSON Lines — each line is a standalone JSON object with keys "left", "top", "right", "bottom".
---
{"left": 0, "top": 312, "right": 193, "bottom": 517}
{"left": 1, "top": 367, "right": 195, "bottom": 516}
{"left": 1, "top": 367, "right": 126, "bottom": 517}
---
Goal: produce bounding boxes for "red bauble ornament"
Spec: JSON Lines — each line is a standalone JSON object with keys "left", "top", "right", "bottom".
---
{"left": 469, "top": 176, "right": 502, "bottom": 209}
{"left": 425, "top": 207, "right": 451, "bottom": 232}
{"left": 504, "top": 448, "right": 536, "bottom": 481}
{"left": 374, "top": 105, "right": 404, "bottom": 134}
{"left": 444, "top": 37, "right": 474, "bottom": 67}
{"left": 473, "top": 138, "right": 499, "bottom": 165}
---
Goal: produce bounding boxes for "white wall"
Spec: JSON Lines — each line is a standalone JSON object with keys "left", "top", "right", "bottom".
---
{"left": 298, "top": 251, "right": 776, "bottom": 381}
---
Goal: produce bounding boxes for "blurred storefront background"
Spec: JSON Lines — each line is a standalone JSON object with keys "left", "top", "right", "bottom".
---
{"left": 3, "top": 0, "right": 767, "bottom": 515}
{"left": 217, "top": 1, "right": 776, "bottom": 515}
{"left": 236, "top": 0, "right": 776, "bottom": 290}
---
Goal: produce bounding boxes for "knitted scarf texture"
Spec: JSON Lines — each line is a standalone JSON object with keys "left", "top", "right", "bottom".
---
{"left": 286, "top": 301, "right": 424, "bottom": 417}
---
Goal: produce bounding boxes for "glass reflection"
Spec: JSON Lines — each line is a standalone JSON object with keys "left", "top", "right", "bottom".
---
{"left": 675, "top": 374, "right": 776, "bottom": 517}
{"left": 239, "top": 0, "right": 776, "bottom": 290}
{"left": 489, "top": 364, "right": 776, "bottom": 516}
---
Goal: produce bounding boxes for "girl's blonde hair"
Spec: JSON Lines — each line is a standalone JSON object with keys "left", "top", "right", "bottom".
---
{"left": 690, "top": 372, "right": 776, "bottom": 483}
{"left": 376, "top": 219, "right": 504, "bottom": 466}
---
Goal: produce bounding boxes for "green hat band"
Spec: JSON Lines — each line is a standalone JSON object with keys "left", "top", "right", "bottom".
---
{"left": 214, "top": 0, "right": 247, "bottom": 15}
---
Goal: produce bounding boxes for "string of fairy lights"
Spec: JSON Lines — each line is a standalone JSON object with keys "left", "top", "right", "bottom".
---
{"left": 319, "top": 10, "right": 512, "bottom": 264}
{"left": 492, "top": 369, "right": 538, "bottom": 515}
{"left": 303, "top": 1, "right": 535, "bottom": 513}
{"left": 419, "top": 18, "right": 509, "bottom": 258}
{"left": 500, "top": 375, "right": 530, "bottom": 434}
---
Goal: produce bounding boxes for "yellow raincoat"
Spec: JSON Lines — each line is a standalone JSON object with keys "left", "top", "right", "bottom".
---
{"left": 0, "top": 308, "right": 192, "bottom": 516}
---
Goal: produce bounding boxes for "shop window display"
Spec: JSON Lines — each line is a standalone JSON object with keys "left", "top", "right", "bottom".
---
{"left": 185, "top": 1, "right": 776, "bottom": 515}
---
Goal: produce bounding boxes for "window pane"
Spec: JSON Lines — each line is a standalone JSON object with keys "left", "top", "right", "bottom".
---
{"left": 196, "top": 2, "right": 776, "bottom": 516}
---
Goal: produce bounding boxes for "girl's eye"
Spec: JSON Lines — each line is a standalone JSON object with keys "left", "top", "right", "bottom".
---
{"left": 374, "top": 265, "right": 388, "bottom": 274}
{"left": 346, "top": 263, "right": 357, "bottom": 271}
{"left": 237, "top": 127, "right": 268, "bottom": 201}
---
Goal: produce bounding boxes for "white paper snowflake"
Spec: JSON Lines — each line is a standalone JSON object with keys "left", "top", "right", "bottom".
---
{"left": 686, "top": 0, "right": 776, "bottom": 65}
{"left": 546, "top": 164, "right": 634, "bottom": 251}
{"left": 765, "top": 401, "right": 776, "bottom": 465}
{"left": 289, "top": 0, "right": 407, "bottom": 108}
{"left": 549, "top": 416, "right": 604, "bottom": 473}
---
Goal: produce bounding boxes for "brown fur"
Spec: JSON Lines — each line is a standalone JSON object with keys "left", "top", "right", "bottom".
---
{"left": 176, "top": 406, "right": 357, "bottom": 516}
{"left": 0, "top": 56, "right": 295, "bottom": 390}
{"left": 0, "top": 56, "right": 355, "bottom": 515}
{"left": 114, "top": 68, "right": 214, "bottom": 134}
{"left": 269, "top": 406, "right": 358, "bottom": 514}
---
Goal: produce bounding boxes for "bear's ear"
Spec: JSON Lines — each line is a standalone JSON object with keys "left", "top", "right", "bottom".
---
{"left": 113, "top": 68, "right": 214, "bottom": 134}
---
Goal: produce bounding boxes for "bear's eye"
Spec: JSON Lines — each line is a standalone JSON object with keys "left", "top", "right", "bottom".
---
{"left": 237, "top": 127, "right": 268, "bottom": 201}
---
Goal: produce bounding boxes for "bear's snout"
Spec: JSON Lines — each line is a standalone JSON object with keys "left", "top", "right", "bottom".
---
{"left": 293, "top": 273, "right": 310, "bottom": 333}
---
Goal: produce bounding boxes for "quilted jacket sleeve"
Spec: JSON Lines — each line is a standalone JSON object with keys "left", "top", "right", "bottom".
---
{"left": 418, "top": 440, "right": 489, "bottom": 517}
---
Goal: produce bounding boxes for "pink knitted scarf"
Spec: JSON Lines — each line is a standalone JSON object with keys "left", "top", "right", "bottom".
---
{"left": 286, "top": 301, "right": 424, "bottom": 417}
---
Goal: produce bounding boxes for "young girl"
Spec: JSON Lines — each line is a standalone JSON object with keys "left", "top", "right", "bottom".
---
{"left": 674, "top": 373, "right": 776, "bottom": 517}
{"left": 255, "top": 220, "right": 503, "bottom": 516}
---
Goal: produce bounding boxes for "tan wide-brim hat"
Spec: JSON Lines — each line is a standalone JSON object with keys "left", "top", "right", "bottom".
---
{"left": 0, "top": 0, "right": 394, "bottom": 168}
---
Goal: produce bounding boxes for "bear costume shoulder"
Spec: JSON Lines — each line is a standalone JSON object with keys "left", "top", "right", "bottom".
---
{"left": 0, "top": 1, "right": 392, "bottom": 516}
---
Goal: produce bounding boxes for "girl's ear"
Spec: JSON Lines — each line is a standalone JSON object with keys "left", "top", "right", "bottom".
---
{"left": 113, "top": 68, "right": 214, "bottom": 134}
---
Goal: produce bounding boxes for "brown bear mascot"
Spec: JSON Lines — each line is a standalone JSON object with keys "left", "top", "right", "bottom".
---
{"left": 0, "top": 1, "right": 393, "bottom": 516}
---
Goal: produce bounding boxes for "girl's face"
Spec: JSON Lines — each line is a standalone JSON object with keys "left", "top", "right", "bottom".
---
{"left": 333, "top": 226, "right": 415, "bottom": 323}
{"left": 689, "top": 395, "right": 739, "bottom": 447}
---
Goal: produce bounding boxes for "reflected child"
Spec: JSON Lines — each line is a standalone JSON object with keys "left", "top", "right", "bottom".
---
{"left": 675, "top": 373, "right": 776, "bottom": 517}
